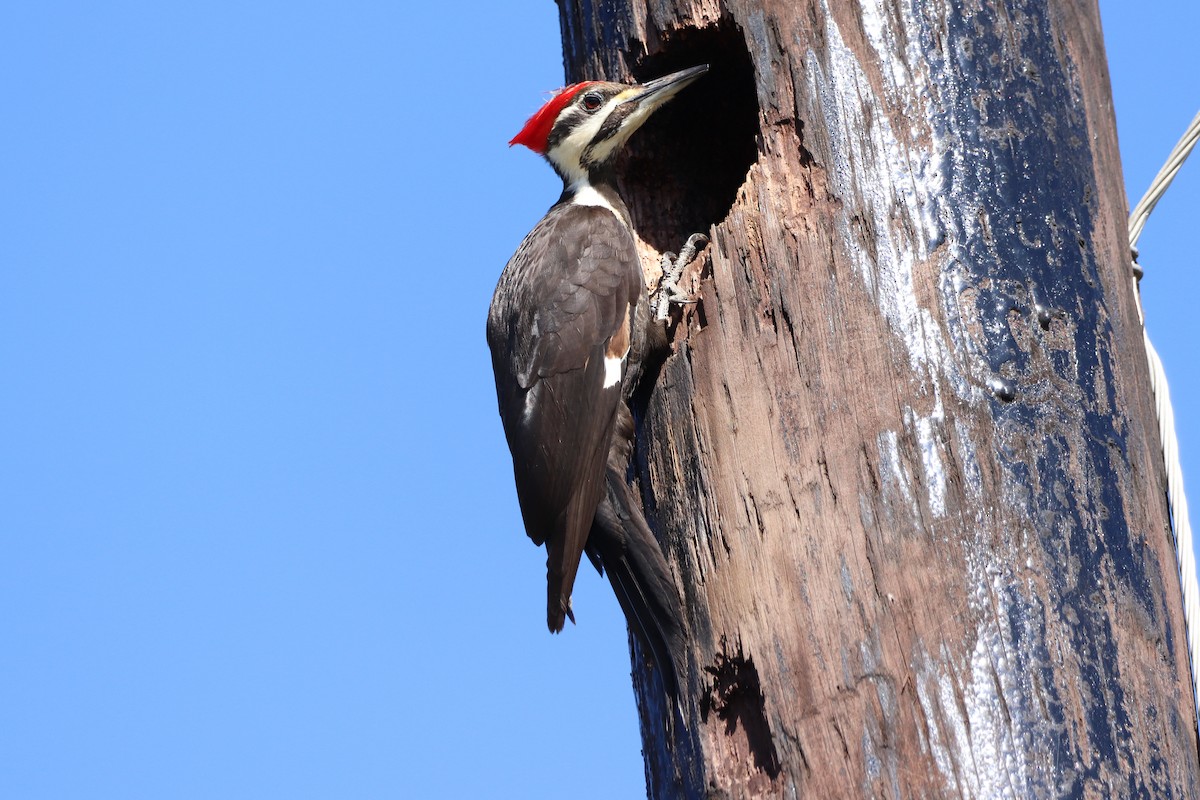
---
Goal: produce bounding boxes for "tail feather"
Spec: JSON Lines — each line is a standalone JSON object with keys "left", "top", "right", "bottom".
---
{"left": 586, "top": 466, "right": 686, "bottom": 702}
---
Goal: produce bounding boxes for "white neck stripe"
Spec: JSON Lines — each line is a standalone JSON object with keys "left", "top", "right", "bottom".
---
{"left": 569, "top": 183, "right": 618, "bottom": 215}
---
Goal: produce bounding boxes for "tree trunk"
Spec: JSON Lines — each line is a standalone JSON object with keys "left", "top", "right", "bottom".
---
{"left": 554, "top": 0, "right": 1199, "bottom": 797}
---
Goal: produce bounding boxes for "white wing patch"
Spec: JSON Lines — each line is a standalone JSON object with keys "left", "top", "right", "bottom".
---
{"left": 603, "top": 354, "right": 624, "bottom": 388}
{"left": 602, "top": 301, "right": 633, "bottom": 389}
{"left": 522, "top": 382, "right": 540, "bottom": 421}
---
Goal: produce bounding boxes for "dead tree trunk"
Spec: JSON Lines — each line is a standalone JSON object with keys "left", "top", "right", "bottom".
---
{"left": 555, "top": 0, "right": 1199, "bottom": 797}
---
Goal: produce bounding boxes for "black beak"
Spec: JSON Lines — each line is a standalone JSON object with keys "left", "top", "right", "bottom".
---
{"left": 623, "top": 64, "right": 709, "bottom": 110}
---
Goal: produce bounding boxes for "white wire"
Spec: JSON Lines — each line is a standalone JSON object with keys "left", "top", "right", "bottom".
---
{"left": 1144, "top": 330, "right": 1199, "bottom": 710}
{"left": 1129, "top": 111, "right": 1200, "bottom": 257}
{"left": 1128, "top": 109, "right": 1200, "bottom": 715}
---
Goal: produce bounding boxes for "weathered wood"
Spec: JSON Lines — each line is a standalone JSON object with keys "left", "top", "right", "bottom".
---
{"left": 555, "top": 0, "right": 1199, "bottom": 797}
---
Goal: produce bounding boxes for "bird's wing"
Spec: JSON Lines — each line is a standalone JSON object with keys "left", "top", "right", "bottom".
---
{"left": 513, "top": 205, "right": 639, "bottom": 387}
{"left": 486, "top": 203, "right": 642, "bottom": 630}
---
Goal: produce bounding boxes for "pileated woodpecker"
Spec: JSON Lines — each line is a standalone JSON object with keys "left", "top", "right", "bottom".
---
{"left": 487, "top": 65, "right": 708, "bottom": 699}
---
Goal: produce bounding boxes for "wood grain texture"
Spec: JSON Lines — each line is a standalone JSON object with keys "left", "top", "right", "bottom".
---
{"left": 553, "top": 0, "right": 1200, "bottom": 796}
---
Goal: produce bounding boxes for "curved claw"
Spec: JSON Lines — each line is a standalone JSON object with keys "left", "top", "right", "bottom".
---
{"left": 676, "top": 233, "right": 709, "bottom": 267}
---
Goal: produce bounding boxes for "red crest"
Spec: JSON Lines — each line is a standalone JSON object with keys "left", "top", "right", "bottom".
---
{"left": 509, "top": 82, "right": 599, "bottom": 154}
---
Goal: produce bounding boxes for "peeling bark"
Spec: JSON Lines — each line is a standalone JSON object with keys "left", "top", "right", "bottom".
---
{"left": 554, "top": 0, "right": 1199, "bottom": 796}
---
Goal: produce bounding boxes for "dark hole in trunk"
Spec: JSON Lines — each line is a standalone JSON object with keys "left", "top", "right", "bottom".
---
{"left": 618, "top": 19, "right": 760, "bottom": 252}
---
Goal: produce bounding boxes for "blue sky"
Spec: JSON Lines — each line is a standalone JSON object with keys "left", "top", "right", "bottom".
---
{"left": 1, "top": 3, "right": 1195, "bottom": 798}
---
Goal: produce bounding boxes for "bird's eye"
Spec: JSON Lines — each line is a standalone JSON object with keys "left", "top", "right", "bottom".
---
{"left": 582, "top": 92, "right": 602, "bottom": 111}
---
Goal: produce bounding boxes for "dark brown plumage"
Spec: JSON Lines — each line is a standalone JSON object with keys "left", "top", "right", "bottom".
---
{"left": 487, "top": 66, "right": 708, "bottom": 702}
{"left": 487, "top": 201, "right": 641, "bottom": 631}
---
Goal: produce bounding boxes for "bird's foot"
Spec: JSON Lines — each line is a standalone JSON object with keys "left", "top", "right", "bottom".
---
{"left": 653, "top": 233, "right": 709, "bottom": 323}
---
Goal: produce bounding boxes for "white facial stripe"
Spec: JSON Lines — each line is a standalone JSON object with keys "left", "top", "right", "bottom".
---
{"left": 546, "top": 100, "right": 620, "bottom": 183}
{"left": 587, "top": 101, "right": 654, "bottom": 165}
{"left": 594, "top": 79, "right": 697, "bottom": 164}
